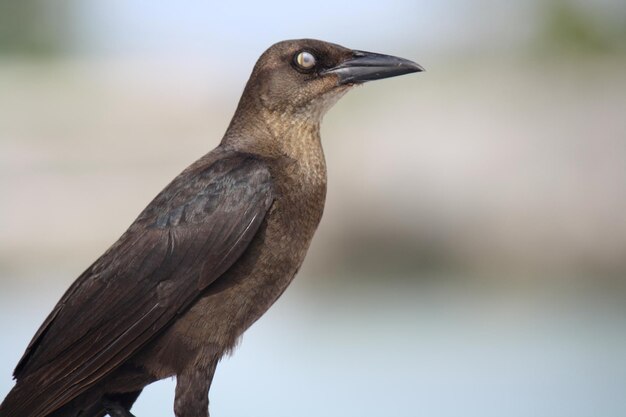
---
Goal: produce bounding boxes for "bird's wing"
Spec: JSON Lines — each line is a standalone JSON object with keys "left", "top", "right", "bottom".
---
{"left": 4, "top": 151, "right": 274, "bottom": 417}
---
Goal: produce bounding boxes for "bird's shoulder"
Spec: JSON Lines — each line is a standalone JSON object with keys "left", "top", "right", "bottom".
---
{"left": 133, "top": 147, "right": 276, "bottom": 229}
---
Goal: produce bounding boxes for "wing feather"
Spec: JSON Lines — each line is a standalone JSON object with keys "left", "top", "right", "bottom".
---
{"left": 1, "top": 150, "right": 274, "bottom": 417}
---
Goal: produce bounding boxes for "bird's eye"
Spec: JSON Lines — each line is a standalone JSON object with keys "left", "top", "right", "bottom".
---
{"left": 294, "top": 51, "right": 316, "bottom": 70}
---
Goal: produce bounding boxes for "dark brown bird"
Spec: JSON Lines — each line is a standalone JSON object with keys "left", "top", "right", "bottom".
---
{"left": 0, "top": 39, "right": 422, "bottom": 417}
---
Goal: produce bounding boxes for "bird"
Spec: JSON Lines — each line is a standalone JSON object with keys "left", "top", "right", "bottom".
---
{"left": 0, "top": 39, "right": 422, "bottom": 417}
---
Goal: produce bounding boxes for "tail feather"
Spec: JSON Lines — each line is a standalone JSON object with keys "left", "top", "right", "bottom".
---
{"left": 1, "top": 381, "right": 142, "bottom": 417}
{"left": 1, "top": 381, "right": 40, "bottom": 417}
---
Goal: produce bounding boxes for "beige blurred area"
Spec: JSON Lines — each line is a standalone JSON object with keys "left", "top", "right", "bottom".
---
{"left": 2, "top": 1, "right": 626, "bottom": 416}
{"left": 2, "top": 52, "right": 625, "bottom": 288}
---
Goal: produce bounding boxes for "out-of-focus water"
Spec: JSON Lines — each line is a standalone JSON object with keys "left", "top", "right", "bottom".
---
{"left": 2, "top": 275, "right": 626, "bottom": 417}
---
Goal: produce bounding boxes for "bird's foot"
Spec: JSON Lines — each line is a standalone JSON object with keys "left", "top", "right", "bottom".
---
{"left": 102, "top": 397, "right": 136, "bottom": 417}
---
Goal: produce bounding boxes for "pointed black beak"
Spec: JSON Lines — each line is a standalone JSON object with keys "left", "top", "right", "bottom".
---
{"left": 322, "top": 50, "right": 424, "bottom": 85}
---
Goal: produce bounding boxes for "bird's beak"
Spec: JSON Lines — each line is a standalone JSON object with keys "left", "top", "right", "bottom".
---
{"left": 322, "top": 50, "right": 424, "bottom": 85}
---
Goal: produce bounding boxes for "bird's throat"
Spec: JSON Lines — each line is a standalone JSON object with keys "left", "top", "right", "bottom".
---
{"left": 262, "top": 108, "right": 327, "bottom": 189}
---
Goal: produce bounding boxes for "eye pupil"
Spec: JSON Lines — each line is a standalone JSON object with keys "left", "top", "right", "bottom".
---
{"left": 295, "top": 51, "right": 316, "bottom": 69}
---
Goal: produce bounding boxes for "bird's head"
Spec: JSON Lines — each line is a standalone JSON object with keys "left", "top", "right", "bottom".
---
{"left": 237, "top": 39, "right": 423, "bottom": 123}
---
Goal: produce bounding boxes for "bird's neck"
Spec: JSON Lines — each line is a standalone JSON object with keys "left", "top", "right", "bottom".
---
{"left": 222, "top": 103, "right": 327, "bottom": 184}
{"left": 261, "top": 106, "right": 323, "bottom": 160}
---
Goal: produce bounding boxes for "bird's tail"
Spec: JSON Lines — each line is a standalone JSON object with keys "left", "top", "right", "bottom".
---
{"left": 0, "top": 380, "right": 37, "bottom": 417}
{"left": 1, "top": 381, "right": 141, "bottom": 417}
{"left": 1, "top": 380, "right": 95, "bottom": 417}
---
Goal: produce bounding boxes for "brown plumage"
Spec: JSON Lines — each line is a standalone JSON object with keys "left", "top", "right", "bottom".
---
{"left": 0, "top": 39, "right": 422, "bottom": 417}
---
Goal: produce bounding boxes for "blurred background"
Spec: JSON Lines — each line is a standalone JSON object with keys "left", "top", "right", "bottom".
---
{"left": 1, "top": 0, "right": 626, "bottom": 416}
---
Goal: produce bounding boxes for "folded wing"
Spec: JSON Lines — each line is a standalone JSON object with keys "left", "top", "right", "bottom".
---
{"left": 1, "top": 150, "right": 274, "bottom": 417}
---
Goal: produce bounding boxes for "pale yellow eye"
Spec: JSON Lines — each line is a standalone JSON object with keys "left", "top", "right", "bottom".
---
{"left": 295, "top": 51, "right": 316, "bottom": 70}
